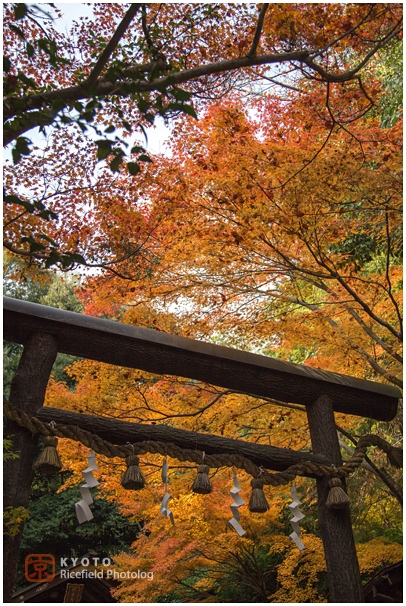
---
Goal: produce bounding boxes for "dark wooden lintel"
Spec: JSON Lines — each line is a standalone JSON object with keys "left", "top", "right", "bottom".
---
{"left": 36, "top": 406, "right": 330, "bottom": 472}
{"left": 3, "top": 297, "right": 400, "bottom": 421}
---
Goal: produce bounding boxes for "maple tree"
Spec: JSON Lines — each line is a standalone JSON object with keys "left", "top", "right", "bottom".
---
{"left": 3, "top": 2, "right": 402, "bottom": 267}
{"left": 81, "top": 93, "right": 402, "bottom": 389}
{"left": 46, "top": 25, "right": 401, "bottom": 602}
{"left": 3, "top": 3, "right": 403, "bottom": 603}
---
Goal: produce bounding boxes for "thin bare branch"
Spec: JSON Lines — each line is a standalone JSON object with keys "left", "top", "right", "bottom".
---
{"left": 336, "top": 425, "right": 403, "bottom": 507}
{"left": 385, "top": 208, "right": 403, "bottom": 336}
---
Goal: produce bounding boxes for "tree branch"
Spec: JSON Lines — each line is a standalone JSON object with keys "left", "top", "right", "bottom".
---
{"left": 85, "top": 4, "right": 142, "bottom": 86}
{"left": 322, "top": 265, "right": 402, "bottom": 342}
{"left": 282, "top": 293, "right": 403, "bottom": 388}
{"left": 337, "top": 425, "right": 403, "bottom": 508}
{"left": 304, "top": 19, "right": 403, "bottom": 83}
{"left": 384, "top": 208, "right": 403, "bottom": 337}
{"left": 247, "top": 3, "right": 269, "bottom": 57}
{"left": 4, "top": 50, "right": 311, "bottom": 125}
{"left": 287, "top": 272, "right": 403, "bottom": 366}
{"left": 348, "top": 308, "right": 402, "bottom": 365}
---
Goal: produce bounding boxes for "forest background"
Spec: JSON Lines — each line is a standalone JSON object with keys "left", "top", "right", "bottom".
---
{"left": 3, "top": 3, "right": 403, "bottom": 602}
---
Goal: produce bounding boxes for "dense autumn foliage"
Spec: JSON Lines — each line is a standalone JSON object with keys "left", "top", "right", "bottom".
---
{"left": 4, "top": 3, "right": 402, "bottom": 265}
{"left": 4, "top": 3, "right": 403, "bottom": 603}
{"left": 83, "top": 98, "right": 402, "bottom": 388}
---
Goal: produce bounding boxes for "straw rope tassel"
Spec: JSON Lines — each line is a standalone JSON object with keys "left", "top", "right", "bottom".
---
{"left": 192, "top": 451, "right": 213, "bottom": 494}
{"left": 326, "top": 477, "right": 350, "bottom": 509}
{"left": 33, "top": 435, "right": 63, "bottom": 475}
{"left": 249, "top": 467, "right": 270, "bottom": 513}
{"left": 121, "top": 443, "right": 146, "bottom": 490}
{"left": 3, "top": 399, "right": 403, "bottom": 490}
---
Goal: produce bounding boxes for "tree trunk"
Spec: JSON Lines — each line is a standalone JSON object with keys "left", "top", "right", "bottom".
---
{"left": 3, "top": 333, "right": 57, "bottom": 603}
{"left": 306, "top": 395, "right": 364, "bottom": 603}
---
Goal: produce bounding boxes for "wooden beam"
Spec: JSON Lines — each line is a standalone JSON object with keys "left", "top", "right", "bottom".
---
{"left": 36, "top": 406, "right": 330, "bottom": 472}
{"left": 4, "top": 297, "right": 400, "bottom": 421}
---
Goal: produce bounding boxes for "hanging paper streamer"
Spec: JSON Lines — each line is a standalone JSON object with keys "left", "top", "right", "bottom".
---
{"left": 159, "top": 458, "right": 175, "bottom": 526}
{"left": 75, "top": 450, "right": 99, "bottom": 524}
{"left": 227, "top": 468, "right": 246, "bottom": 536}
{"left": 288, "top": 483, "right": 305, "bottom": 551}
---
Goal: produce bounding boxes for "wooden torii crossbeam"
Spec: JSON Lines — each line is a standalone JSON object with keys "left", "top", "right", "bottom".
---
{"left": 3, "top": 297, "right": 400, "bottom": 421}
{"left": 3, "top": 297, "right": 401, "bottom": 603}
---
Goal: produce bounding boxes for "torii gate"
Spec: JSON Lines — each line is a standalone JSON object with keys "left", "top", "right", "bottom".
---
{"left": 3, "top": 296, "right": 401, "bottom": 603}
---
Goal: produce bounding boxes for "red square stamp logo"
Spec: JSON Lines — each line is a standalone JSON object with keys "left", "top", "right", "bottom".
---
{"left": 25, "top": 554, "right": 55, "bottom": 582}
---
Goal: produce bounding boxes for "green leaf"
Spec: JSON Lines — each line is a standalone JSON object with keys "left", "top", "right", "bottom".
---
{"left": 139, "top": 124, "right": 148, "bottom": 146}
{"left": 127, "top": 162, "right": 140, "bottom": 175}
{"left": 21, "top": 236, "right": 47, "bottom": 252}
{"left": 155, "top": 83, "right": 167, "bottom": 94}
{"left": 4, "top": 194, "right": 34, "bottom": 212}
{"left": 110, "top": 154, "right": 123, "bottom": 172}
{"left": 167, "top": 102, "right": 197, "bottom": 118}
{"left": 37, "top": 234, "right": 58, "bottom": 247}
{"left": 184, "top": 105, "right": 198, "bottom": 119}
{"left": 15, "top": 137, "right": 31, "bottom": 155}
{"left": 52, "top": 99, "right": 67, "bottom": 111}
{"left": 96, "top": 140, "right": 112, "bottom": 160}
{"left": 131, "top": 145, "right": 145, "bottom": 154}
{"left": 38, "top": 209, "right": 58, "bottom": 221}
{"left": 49, "top": 40, "right": 57, "bottom": 56}
{"left": 30, "top": 241, "right": 48, "bottom": 252}
{"left": 26, "top": 43, "right": 35, "bottom": 58}
{"left": 17, "top": 71, "right": 37, "bottom": 89}
{"left": 104, "top": 125, "right": 115, "bottom": 133}
{"left": 44, "top": 250, "right": 62, "bottom": 268}
{"left": 9, "top": 23, "right": 25, "bottom": 40}
{"left": 67, "top": 253, "right": 86, "bottom": 265}
{"left": 12, "top": 149, "right": 21, "bottom": 165}
{"left": 137, "top": 99, "right": 151, "bottom": 113}
{"left": 138, "top": 154, "right": 153, "bottom": 163}
{"left": 21, "top": 235, "right": 38, "bottom": 244}
{"left": 37, "top": 39, "right": 49, "bottom": 52}
{"left": 77, "top": 121, "right": 88, "bottom": 132}
{"left": 81, "top": 110, "right": 95, "bottom": 123}
{"left": 150, "top": 64, "right": 160, "bottom": 81}
{"left": 172, "top": 88, "right": 191, "bottom": 101}
{"left": 14, "top": 3, "right": 28, "bottom": 19}
{"left": 3, "top": 56, "right": 11, "bottom": 72}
